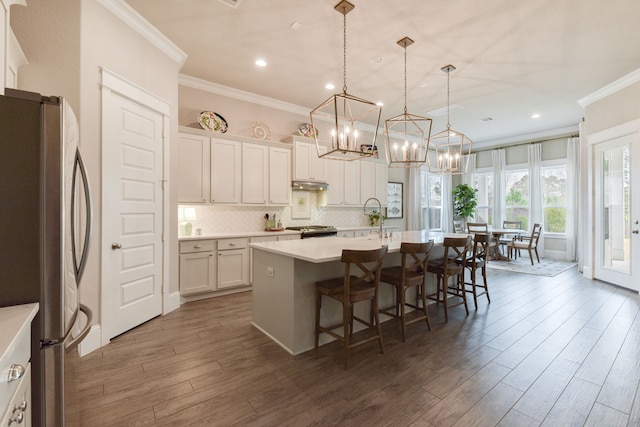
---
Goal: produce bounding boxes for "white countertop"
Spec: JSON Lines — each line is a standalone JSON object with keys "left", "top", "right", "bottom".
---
{"left": 249, "top": 230, "right": 459, "bottom": 263}
{"left": 179, "top": 230, "right": 302, "bottom": 241}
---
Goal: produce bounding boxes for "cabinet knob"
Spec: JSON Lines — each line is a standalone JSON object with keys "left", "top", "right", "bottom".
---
{"left": 7, "top": 364, "right": 25, "bottom": 382}
{"left": 111, "top": 242, "right": 123, "bottom": 250}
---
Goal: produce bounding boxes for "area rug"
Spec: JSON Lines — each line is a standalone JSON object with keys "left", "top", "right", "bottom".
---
{"left": 486, "top": 257, "right": 577, "bottom": 277}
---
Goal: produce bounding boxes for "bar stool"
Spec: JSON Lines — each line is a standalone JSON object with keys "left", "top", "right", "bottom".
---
{"left": 425, "top": 236, "right": 472, "bottom": 322}
{"left": 379, "top": 241, "right": 434, "bottom": 342}
{"left": 462, "top": 233, "right": 491, "bottom": 310}
{"left": 315, "top": 245, "right": 388, "bottom": 369}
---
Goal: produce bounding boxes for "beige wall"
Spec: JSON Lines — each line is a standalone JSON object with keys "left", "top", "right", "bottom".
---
{"left": 11, "top": 0, "right": 181, "bottom": 329}
{"left": 584, "top": 80, "right": 640, "bottom": 135}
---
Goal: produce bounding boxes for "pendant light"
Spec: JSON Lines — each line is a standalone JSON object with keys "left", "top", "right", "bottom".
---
{"left": 384, "top": 37, "right": 433, "bottom": 168}
{"left": 427, "top": 65, "right": 472, "bottom": 174}
{"left": 310, "top": 0, "right": 382, "bottom": 161}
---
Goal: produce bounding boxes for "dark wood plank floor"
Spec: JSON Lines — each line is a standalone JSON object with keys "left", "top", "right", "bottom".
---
{"left": 65, "top": 267, "right": 640, "bottom": 426}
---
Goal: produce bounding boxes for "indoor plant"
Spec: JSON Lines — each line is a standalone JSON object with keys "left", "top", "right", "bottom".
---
{"left": 452, "top": 183, "right": 478, "bottom": 227}
{"left": 368, "top": 210, "right": 386, "bottom": 227}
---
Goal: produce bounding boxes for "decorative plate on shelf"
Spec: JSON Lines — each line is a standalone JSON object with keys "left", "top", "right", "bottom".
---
{"left": 297, "top": 122, "right": 318, "bottom": 138}
{"left": 251, "top": 121, "right": 271, "bottom": 140}
{"left": 198, "top": 111, "right": 228, "bottom": 133}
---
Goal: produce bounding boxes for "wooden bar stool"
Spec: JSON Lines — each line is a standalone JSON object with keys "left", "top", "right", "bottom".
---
{"left": 462, "top": 233, "right": 491, "bottom": 310}
{"left": 425, "top": 236, "right": 472, "bottom": 322}
{"left": 379, "top": 241, "right": 435, "bottom": 342}
{"left": 315, "top": 245, "right": 388, "bottom": 369}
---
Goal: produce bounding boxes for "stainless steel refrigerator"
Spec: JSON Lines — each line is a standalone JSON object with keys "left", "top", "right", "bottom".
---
{"left": 0, "top": 89, "right": 93, "bottom": 426}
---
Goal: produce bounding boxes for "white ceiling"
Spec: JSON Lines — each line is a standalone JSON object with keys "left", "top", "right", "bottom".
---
{"left": 125, "top": 0, "right": 640, "bottom": 147}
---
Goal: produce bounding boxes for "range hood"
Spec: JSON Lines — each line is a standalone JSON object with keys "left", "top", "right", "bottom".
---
{"left": 291, "top": 180, "right": 329, "bottom": 191}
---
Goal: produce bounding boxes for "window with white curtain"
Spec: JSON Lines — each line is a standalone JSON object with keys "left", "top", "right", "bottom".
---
{"left": 505, "top": 165, "right": 529, "bottom": 230}
{"left": 542, "top": 162, "right": 568, "bottom": 233}
{"left": 475, "top": 170, "right": 493, "bottom": 225}
{"left": 421, "top": 171, "right": 443, "bottom": 231}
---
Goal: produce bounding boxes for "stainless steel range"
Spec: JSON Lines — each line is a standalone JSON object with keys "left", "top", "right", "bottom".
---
{"left": 285, "top": 225, "right": 338, "bottom": 239}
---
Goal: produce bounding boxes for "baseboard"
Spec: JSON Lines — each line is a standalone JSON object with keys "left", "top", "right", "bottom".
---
{"left": 180, "top": 286, "right": 251, "bottom": 304}
{"left": 164, "top": 290, "right": 181, "bottom": 314}
{"left": 78, "top": 324, "right": 102, "bottom": 357}
{"left": 582, "top": 265, "right": 593, "bottom": 279}
{"left": 543, "top": 249, "right": 566, "bottom": 260}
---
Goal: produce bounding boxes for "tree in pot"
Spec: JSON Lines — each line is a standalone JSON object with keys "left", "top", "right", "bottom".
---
{"left": 452, "top": 183, "right": 478, "bottom": 230}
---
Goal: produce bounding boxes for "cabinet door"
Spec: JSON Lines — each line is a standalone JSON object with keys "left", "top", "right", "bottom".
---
{"left": 217, "top": 248, "right": 249, "bottom": 289}
{"left": 360, "top": 161, "right": 375, "bottom": 204}
{"left": 294, "top": 141, "right": 326, "bottom": 181}
{"left": 180, "top": 252, "right": 216, "bottom": 295}
{"left": 269, "top": 147, "right": 291, "bottom": 205}
{"left": 242, "top": 143, "right": 269, "bottom": 204}
{"left": 178, "top": 133, "right": 210, "bottom": 203}
{"left": 343, "top": 161, "right": 360, "bottom": 205}
{"left": 310, "top": 145, "right": 327, "bottom": 181}
{"left": 337, "top": 230, "right": 355, "bottom": 238}
{"left": 325, "top": 159, "right": 344, "bottom": 205}
{"left": 375, "top": 162, "right": 388, "bottom": 206}
{"left": 211, "top": 139, "right": 241, "bottom": 203}
{"left": 0, "top": 364, "right": 31, "bottom": 427}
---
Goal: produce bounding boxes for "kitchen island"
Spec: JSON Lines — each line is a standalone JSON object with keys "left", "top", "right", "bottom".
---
{"left": 249, "top": 231, "right": 456, "bottom": 355}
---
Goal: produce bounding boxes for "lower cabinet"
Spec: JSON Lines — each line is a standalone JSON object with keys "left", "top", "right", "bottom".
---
{"left": 1, "top": 364, "right": 31, "bottom": 427}
{"left": 217, "top": 238, "right": 250, "bottom": 289}
{"left": 179, "top": 240, "right": 216, "bottom": 295}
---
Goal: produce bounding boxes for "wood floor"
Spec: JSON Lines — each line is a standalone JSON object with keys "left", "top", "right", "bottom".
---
{"left": 65, "top": 267, "right": 640, "bottom": 426}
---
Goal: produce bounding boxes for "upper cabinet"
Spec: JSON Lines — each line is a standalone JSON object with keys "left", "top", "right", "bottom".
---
{"left": 178, "top": 127, "right": 291, "bottom": 205}
{"left": 293, "top": 139, "right": 326, "bottom": 181}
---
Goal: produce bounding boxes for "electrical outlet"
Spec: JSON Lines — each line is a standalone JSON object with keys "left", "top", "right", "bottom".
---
{"left": 267, "top": 266, "right": 274, "bottom": 277}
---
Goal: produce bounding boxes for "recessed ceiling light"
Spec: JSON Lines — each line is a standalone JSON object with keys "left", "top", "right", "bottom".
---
{"left": 532, "top": 113, "right": 540, "bottom": 119}
{"left": 420, "top": 82, "right": 429, "bottom": 88}
{"left": 372, "top": 56, "right": 383, "bottom": 64}
{"left": 255, "top": 59, "right": 267, "bottom": 67}
{"left": 325, "top": 83, "right": 335, "bottom": 90}
{"left": 290, "top": 21, "right": 302, "bottom": 30}
{"left": 376, "top": 101, "right": 384, "bottom": 107}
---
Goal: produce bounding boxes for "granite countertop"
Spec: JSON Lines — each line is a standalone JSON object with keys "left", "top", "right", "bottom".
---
{"left": 249, "top": 231, "right": 456, "bottom": 263}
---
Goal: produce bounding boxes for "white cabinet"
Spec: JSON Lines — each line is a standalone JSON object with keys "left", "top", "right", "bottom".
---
{"left": 178, "top": 134, "right": 210, "bottom": 203}
{"left": 269, "top": 147, "right": 291, "bottom": 205}
{"left": 337, "top": 230, "right": 355, "bottom": 238}
{"left": 179, "top": 240, "right": 216, "bottom": 295}
{"left": 344, "top": 161, "right": 361, "bottom": 205}
{"left": 294, "top": 140, "right": 326, "bottom": 181}
{"left": 360, "top": 161, "right": 388, "bottom": 206}
{"left": 325, "top": 159, "right": 344, "bottom": 205}
{"left": 1, "top": 364, "right": 30, "bottom": 427}
{"left": 375, "top": 162, "right": 388, "bottom": 205}
{"left": 211, "top": 138, "right": 242, "bottom": 204}
{"left": 217, "top": 238, "right": 250, "bottom": 289}
{"left": 242, "top": 143, "right": 269, "bottom": 204}
{"left": 355, "top": 229, "right": 371, "bottom": 237}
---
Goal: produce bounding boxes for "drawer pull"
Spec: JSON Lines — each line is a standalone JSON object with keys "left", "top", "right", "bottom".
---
{"left": 8, "top": 411, "right": 24, "bottom": 425}
{"left": 7, "top": 364, "right": 25, "bottom": 382}
{"left": 194, "top": 245, "right": 202, "bottom": 249}
{"left": 229, "top": 243, "right": 236, "bottom": 247}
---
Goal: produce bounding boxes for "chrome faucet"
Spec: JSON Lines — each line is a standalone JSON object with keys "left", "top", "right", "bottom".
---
{"left": 363, "top": 197, "right": 383, "bottom": 237}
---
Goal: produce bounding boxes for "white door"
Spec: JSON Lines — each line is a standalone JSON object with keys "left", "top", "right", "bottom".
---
{"left": 594, "top": 132, "right": 640, "bottom": 291}
{"left": 103, "top": 90, "right": 164, "bottom": 340}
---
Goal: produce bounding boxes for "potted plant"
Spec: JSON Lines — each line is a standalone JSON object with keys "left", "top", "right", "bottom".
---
{"left": 452, "top": 183, "right": 478, "bottom": 228}
{"left": 368, "top": 210, "right": 386, "bottom": 227}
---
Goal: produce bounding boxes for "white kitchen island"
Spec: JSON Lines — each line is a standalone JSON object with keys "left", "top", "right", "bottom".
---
{"left": 249, "top": 231, "right": 456, "bottom": 355}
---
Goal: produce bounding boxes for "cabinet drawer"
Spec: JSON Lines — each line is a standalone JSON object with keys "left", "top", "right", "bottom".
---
{"left": 0, "top": 316, "right": 30, "bottom": 414}
{"left": 179, "top": 240, "right": 215, "bottom": 254}
{"left": 217, "top": 238, "right": 248, "bottom": 250}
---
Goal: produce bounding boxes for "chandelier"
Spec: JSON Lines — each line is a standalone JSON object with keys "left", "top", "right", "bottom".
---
{"left": 384, "top": 37, "right": 432, "bottom": 168}
{"left": 310, "top": 0, "right": 382, "bottom": 161}
{"left": 427, "top": 65, "right": 472, "bottom": 174}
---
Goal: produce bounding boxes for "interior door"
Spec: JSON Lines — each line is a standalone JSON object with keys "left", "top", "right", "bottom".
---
{"left": 102, "top": 89, "right": 164, "bottom": 340}
{"left": 594, "top": 133, "right": 640, "bottom": 291}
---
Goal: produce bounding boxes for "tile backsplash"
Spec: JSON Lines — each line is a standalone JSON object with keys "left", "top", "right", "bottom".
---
{"left": 179, "top": 192, "right": 378, "bottom": 235}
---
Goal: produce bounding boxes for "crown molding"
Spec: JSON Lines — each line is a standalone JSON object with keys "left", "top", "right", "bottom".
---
{"left": 179, "top": 74, "right": 310, "bottom": 117}
{"left": 472, "top": 124, "right": 579, "bottom": 151}
{"left": 578, "top": 68, "right": 640, "bottom": 108}
{"left": 97, "top": 0, "right": 187, "bottom": 67}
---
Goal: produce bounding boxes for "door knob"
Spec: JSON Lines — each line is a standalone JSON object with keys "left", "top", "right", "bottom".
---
{"left": 633, "top": 230, "right": 639, "bottom": 234}
{"left": 111, "top": 242, "right": 123, "bottom": 249}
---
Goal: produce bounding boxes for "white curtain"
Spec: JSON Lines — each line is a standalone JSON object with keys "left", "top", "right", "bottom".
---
{"left": 442, "top": 174, "right": 453, "bottom": 232}
{"left": 462, "top": 153, "right": 476, "bottom": 187}
{"left": 528, "top": 143, "right": 544, "bottom": 255}
{"left": 406, "top": 166, "right": 423, "bottom": 230}
{"left": 566, "top": 137, "right": 581, "bottom": 262}
{"left": 492, "top": 149, "right": 506, "bottom": 228}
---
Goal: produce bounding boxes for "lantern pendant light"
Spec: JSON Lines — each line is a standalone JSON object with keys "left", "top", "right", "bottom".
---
{"left": 310, "top": 0, "right": 382, "bottom": 161}
{"left": 384, "top": 36, "right": 433, "bottom": 168}
{"left": 427, "top": 64, "right": 472, "bottom": 174}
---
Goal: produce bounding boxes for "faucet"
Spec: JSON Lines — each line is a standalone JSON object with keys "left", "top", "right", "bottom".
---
{"left": 363, "top": 197, "right": 383, "bottom": 237}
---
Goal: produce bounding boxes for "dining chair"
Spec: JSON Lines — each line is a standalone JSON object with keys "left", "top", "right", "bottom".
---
{"left": 467, "top": 222, "right": 488, "bottom": 234}
{"left": 426, "top": 236, "right": 473, "bottom": 322}
{"left": 499, "top": 220, "right": 523, "bottom": 255}
{"left": 452, "top": 217, "right": 465, "bottom": 233}
{"left": 315, "top": 245, "right": 388, "bottom": 369}
{"left": 379, "top": 241, "right": 434, "bottom": 342}
{"left": 507, "top": 223, "right": 542, "bottom": 265}
{"left": 462, "top": 233, "right": 491, "bottom": 310}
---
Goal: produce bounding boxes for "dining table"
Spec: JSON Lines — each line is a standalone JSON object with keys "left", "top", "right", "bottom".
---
{"left": 487, "top": 228, "right": 526, "bottom": 260}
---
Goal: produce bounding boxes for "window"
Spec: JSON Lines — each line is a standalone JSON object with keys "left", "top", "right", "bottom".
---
{"left": 542, "top": 163, "right": 567, "bottom": 233}
{"left": 475, "top": 171, "right": 493, "bottom": 225}
{"left": 421, "top": 171, "right": 442, "bottom": 230}
{"left": 505, "top": 167, "right": 529, "bottom": 230}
